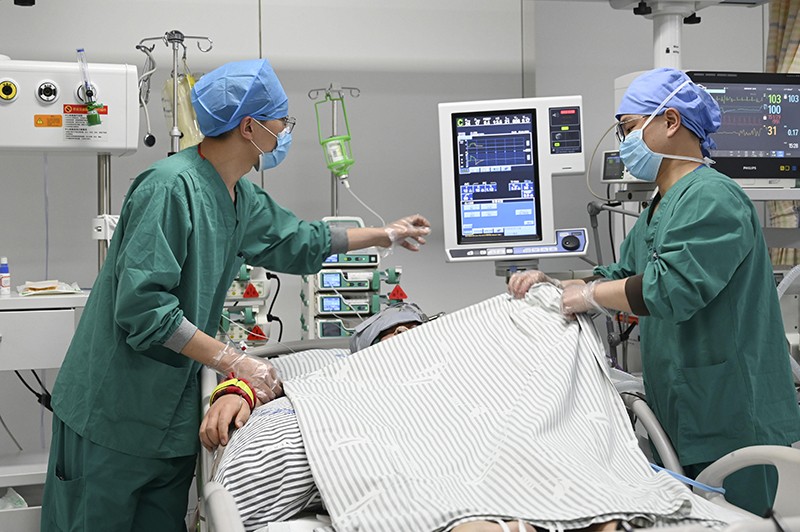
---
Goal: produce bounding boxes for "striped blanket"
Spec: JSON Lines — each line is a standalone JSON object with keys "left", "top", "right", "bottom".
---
{"left": 214, "top": 348, "right": 348, "bottom": 529}
{"left": 284, "top": 285, "right": 750, "bottom": 531}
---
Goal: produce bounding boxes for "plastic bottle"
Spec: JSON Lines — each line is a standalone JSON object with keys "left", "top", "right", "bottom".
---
{"left": 0, "top": 257, "right": 10, "bottom": 297}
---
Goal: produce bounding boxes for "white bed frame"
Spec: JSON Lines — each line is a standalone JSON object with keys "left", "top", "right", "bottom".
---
{"left": 196, "top": 340, "right": 800, "bottom": 532}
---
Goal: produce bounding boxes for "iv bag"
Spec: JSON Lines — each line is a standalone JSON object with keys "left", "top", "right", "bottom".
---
{"left": 162, "top": 74, "right": 204, "bottom": 150}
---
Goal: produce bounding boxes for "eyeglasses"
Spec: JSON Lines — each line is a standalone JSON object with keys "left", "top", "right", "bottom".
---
{"left": 281, "top": 116, "right": 296, "bottom": 134}
{"left": 253, "top": 116, "right": 296, "bottom": 136}
{"left": 615, "top": 115, "right": 645, "bottom": 143}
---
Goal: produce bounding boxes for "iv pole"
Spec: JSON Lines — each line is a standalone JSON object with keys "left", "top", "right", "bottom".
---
{"left": 97, "top": 155, "right": 110, "bottom": 269}
{"left": 96, "top": 31, "right": 211, "bottom": 269}
{"left": 137, "top": 30, "right": 213, "bottom": 155}
{"left": 308, "top": 84, "right": 360, "bottom": 216}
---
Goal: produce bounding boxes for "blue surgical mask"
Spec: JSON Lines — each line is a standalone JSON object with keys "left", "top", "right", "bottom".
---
{"left": 251, "top": 121, "right": 293, "bottom": 171}
{"left": 618, "top": 79, "right": 713, "bottom": 182}
{"left": 619, "top": 128, "right": 663, "bottom": 182}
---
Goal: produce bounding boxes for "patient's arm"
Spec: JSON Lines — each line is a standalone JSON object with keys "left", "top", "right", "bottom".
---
{"left": 200, "top": 394, "right": 254, "bottom": 451}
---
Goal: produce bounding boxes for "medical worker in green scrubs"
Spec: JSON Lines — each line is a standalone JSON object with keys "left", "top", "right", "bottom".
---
{"left": 41, "top": 58, "right": 430, "bottom": 531}
{"left": 509, "top": 68, "right": 800, "bottom": 517}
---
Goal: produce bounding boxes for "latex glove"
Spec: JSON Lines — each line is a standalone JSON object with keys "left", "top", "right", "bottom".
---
{"left": 209, "top": 344, "right": 282, "bottom": 403}
{"left": 383, "top": 214, "right": 431, "bottom": 252}
{"left": 560, "top": 279, "right": 612, "bottom": 319}
{"left": 507, "top": 270, "right": 562, "bottom": 299}
{"left": 199, "top": 394, "right": 252, "bottom": 451}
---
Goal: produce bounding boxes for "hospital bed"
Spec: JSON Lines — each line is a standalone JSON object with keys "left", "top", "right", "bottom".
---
{"left": 196, "top": 339, "right": 800, "bottom": 532}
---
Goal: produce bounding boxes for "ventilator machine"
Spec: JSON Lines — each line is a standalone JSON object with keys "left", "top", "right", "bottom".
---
{"left": 438, "top": 96, "right": 590, "bottom": 278}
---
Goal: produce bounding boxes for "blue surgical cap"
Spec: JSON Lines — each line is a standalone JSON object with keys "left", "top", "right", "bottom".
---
{"left": 191, "top": 59, "right": 289, "bottom": 137}
{"left": 616, "top": 68, "right": 721, "bottom": 156}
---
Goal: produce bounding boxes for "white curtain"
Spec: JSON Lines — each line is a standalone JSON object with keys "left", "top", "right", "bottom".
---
{"left": 766, "top": 0, "right": 800, "bottom": 266}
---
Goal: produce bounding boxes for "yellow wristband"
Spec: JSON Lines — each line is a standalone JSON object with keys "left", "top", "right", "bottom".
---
{"left": 210, "top": 376, "right": 255, "bottom": 410}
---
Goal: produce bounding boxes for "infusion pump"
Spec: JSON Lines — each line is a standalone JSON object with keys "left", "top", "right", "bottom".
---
{"left": 300, "top": 216, "right": 404, "bottom": 340}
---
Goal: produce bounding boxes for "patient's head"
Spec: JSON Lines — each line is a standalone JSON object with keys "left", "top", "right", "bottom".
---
{"left": 349, "top": 302, "right": 429, "bottom": 353}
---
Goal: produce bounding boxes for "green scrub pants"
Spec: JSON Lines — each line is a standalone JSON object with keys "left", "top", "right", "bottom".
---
{"left": 684, "top": 462, "right": 778, "bottom": 518}
{"left": 41, "top": 415, "right": 196, "bottom": 532}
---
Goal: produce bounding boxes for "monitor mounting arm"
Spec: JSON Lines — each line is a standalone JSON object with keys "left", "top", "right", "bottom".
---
{"left": 607, "top": 0, "right": 769, "bottom": 68}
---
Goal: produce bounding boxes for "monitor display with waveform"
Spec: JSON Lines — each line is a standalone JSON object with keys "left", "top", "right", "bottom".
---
{"left": 439, "top": 95, "right": 585, "bottom": 262}
{"left": 708, "top": 89, "right": 799, "bottom": 155}
{"left": 688, "top": 71, "right": 800, "bottom": 180}
{"left": 459, "top": 133, "right": 531, "bottom": 171}
{"left": 451, "top": 109, "right": 542, "bottom": 244}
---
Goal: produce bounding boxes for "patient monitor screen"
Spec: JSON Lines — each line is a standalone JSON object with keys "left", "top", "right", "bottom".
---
{"left": 687, "top": 71, "right": 800, "bottom": 180}
{"left": 451, "top": 110, "right": 543, "bottom": 245}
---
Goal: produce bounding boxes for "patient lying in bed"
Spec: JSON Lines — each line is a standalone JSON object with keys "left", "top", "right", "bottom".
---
{"left": 201, "top": 287, "right": 750, "bottom": 532}
{"left": 202, "top": 301, "right": 616, "bottom": 532}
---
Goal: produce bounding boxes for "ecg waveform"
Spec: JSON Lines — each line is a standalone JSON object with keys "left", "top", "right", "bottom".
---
{"left": 714, "top": 127, "right": 766, "bottom": 137}
{"left": 459, "top": 133, "right": 532, "bottom": 171}
{"left": 721, "top": 107, "right": 768, "bottom": 114}
{"left": 721, "top": 113, "right": 763, "bottom": 126}
{"left": 713, "top": 94, "right": 765, "bottom": 105}
{"left": 712, "top": 94, "right": 766, "bottom": 118}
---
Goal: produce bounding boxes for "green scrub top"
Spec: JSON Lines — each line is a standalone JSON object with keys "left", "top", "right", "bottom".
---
{"left": 596, "top": 166, "right": 800, "bottom": 466}
{"left": 52, "top": 146, "right": 333, "bottom": 459}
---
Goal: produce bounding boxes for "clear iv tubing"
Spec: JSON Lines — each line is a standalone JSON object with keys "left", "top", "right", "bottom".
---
{"left": 330, "top": 285, "right": 364, "bottom": 321}
{"left": 136, "top": 45, "right": 158, "bottom": 139}
{"left": 585, "top": 122, "right": 619, "bottom": 202}
{"left": 342, "top": 180, "right": 385, "bottom": 227}
{"left": 220, "top": 313, "right": 269, "bottom": 340}
{"left": 776, "top": 264, "right": 800, "bottom": 299}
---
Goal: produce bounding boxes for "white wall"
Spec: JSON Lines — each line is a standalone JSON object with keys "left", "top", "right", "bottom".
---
{"left": 0, "top": 0, "right": 768, "bottom": 456}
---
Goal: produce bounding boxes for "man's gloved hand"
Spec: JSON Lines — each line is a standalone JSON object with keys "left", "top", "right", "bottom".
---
{"left": 560, "top": 279, "right": 612, "bottom": 319}
{"left": 507, "top": 270, "right": 563, "bottom": 299}
{"left": 209, "top": 344, "right": 282, "bottom": 403}
{"left": 383, "top": 214, "right": 431, "bottom": 252}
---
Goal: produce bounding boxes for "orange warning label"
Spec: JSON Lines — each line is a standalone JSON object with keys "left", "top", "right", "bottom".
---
{"left": 63, "top": 104, "right": 108, "bottom": 115}
{"left": 34, "top": 115, "right": 63, "bottom": 127}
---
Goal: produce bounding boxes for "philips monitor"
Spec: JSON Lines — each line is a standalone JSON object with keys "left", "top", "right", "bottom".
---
{"left": 686, "top": 71, "right": 800, "bottom": 183}
{"left": 438, "top": 96, "right": 587, "bottom": 264}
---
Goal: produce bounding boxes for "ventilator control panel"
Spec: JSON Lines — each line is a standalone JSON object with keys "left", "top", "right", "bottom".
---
{"left": 446, "top": 228, "right": 588, "bottom": 260}
{"left": 549, "top": 106, "right": 582, "bottom": 154}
